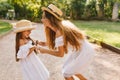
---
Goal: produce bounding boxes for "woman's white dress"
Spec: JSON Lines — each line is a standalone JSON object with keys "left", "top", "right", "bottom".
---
{"left": 17, "top": 41, "right": 49, "bottom": 80}
{"left": 55, "top": 36, "right": 95, "bottom": 77}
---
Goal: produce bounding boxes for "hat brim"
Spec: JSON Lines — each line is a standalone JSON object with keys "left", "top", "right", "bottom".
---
{"left": 42, "top": 7, "right": 63, "bottom": 21}
{"left": 14, "top": 26, "right": 36, "bottom": 33}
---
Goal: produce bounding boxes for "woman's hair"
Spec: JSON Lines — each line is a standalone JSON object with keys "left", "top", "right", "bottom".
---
{"left": 15, "top": 32, "right": 36, "bottom": 62}
{"left": 44, "top": 11, "right": 85, "bottom": 53}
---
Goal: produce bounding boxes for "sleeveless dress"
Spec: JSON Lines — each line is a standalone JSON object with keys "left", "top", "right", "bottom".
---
{"left": 17, "top": 40, "right": 49, "bottom": 80}
{"left": 55, "top": 36, "right": 95, "bottom": 77}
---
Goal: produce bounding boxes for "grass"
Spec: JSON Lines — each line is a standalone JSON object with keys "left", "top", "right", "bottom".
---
{"left": 0, "top": 21, "right": 12, "bottom": 35}
{"left": 72, "top": 20, "right": 120, "bottom": 48}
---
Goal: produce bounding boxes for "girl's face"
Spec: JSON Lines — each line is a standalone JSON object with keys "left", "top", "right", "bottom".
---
{"left": 22, "top": 30, "right": 31, "bottom": 38}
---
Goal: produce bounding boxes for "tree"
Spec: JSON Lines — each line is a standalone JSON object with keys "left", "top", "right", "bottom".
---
{"left": 112, "top": 0, "right": 120, "bottom": 21}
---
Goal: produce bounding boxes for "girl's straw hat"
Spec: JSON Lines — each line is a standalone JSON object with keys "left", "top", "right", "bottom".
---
{"left": 13, "top": 20, "right": 36, "bottom": 33}
{"left": 42, "top": 4, "right": 63, "bottom": 20}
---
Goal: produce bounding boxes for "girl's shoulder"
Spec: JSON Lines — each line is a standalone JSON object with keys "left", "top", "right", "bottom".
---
{"left": 19, "top": 39, "right": 32, "bottom": 46}
{"left": 19, "top": 39, "right": 25, "bottom": 46}
{"left": 19, "top": 39, "right": 33, "bottom": 48}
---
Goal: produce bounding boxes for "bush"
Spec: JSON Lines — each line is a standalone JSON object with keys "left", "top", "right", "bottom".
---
{"left": 0, "top": 2, "right": 14, "bottom": 18}
{"left": 83, "top": 0, "right": 97, "bottom": 19}
{"left": 13, "top": 1, "right": 41, "bottom": 22}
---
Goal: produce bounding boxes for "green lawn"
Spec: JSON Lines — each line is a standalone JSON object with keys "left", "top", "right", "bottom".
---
{"left": 72, "top": 20, "right": 120, "bottom": 48}
{"left": 0, "top": 21, "right": 12, "bottom": 35}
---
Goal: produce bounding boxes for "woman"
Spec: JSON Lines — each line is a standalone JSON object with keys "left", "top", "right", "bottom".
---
{"left": 38, "top": 4, "right": 95, "bottom": 80}
{"left": 14, "top": 20, "right": 49, "bottom": 80}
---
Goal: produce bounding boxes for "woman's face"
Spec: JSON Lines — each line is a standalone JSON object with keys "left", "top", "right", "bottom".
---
{"left": 22, "top": 30, "right": 31, "bottom": 38}
{"left": 41, "top": 12, "right": 51, "bottom": 28}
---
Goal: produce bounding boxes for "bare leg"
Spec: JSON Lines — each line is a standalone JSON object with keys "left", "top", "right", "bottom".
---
{"left": 75, "top": 74, "right": 87, "bottom": 80}
{"left": 64, "top": 76, "right": 74, "bottom": 80}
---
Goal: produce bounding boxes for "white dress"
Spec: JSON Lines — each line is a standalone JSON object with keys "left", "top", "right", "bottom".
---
{"left": 17, "top": 40, "right": 49, "bottom": 80}
{"left": 55, "top": 36, "right": 95, "bottom": 77}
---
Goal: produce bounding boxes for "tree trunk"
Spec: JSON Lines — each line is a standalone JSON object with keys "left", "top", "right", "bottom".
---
{"left": 112, "top": 2, "right": 119, "bottom": 21}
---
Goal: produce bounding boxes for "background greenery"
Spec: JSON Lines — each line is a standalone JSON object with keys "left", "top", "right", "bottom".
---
{"left": 0, "top": 0, "right": 120, "bottom": 21}
{"left": 0, "top": 21, "right": 12, "bottom": 35}
{"left": 0, "top": 0, "right": 120, "bottom": 48}
{"left": 73, "top": 20, "right": 120, "bottom": 48}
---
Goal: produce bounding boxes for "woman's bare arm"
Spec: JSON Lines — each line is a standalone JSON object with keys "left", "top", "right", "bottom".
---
{"left": 38, "top": 46, "right": 64, "bottom": 57}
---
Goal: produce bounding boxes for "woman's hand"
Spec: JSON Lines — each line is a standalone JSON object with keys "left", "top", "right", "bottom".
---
{"left": 36, "top": 40, "right": 47, "bottom": 46}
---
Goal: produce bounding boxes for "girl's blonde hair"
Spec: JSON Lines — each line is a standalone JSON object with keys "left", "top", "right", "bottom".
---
{"left": 44, "top": 11, "right": 84, "bottom": 53}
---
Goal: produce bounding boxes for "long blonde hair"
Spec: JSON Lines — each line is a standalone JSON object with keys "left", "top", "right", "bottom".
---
{"left": 44, "top": 11, "right": 84, "bottom": 53}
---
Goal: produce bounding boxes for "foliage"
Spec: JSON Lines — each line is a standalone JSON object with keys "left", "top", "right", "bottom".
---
{"left": 1, "top": 0, "right": 120, "bottom": 21}
{"left": 70, "top": 0, "right": 86, "bottom": 19}
{"left": 12, "top": 0, "right": 41, "bottom": 21}
{"left": 0, "top": 21, "right": 12, "bottom": 34}
{"left": 83, "top": 0, "right": 97, "bottom": 18}
{"left": 104, "top": 0, "right": 114, "bottom": 18}
{"left": 0, "top": 1, "right": 14, "bottom": 18}
{"left": 73, "top": 20, "right": 120, "bottom": 48}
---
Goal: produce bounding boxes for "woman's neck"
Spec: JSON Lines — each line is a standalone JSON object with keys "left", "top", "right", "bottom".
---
{"left": 49, "top": 25, "right": 57, "bottom": 32}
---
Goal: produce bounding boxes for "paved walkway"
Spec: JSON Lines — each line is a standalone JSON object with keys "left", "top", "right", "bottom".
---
{"left": 0, "top": 20, "right": 120, "bottom": 80}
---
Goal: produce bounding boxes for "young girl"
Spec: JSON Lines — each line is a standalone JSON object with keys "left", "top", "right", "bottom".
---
{"left": 14, "top": 20, "right": 49, "bottom": 80}
{"left": 38, "top": 4, "right": 95, "bottom": 80}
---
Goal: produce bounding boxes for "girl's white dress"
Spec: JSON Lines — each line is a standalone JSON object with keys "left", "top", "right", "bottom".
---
{"left": 55, "top": 36, "right": 95, "bottom": 77}
{"left": 17, "top": 40, "right": 49, "bottom": 80}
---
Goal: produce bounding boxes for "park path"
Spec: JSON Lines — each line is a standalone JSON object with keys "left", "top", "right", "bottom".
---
{"left": 0, "top": 20, "right": 120, "bottom": 80}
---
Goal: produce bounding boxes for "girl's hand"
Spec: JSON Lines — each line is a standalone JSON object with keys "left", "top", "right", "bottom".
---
{"left": 30, "top": 46, "right": 36, "bottom": 51}
{"left": 28, "top": 46, "right": 37, "bottom": 56}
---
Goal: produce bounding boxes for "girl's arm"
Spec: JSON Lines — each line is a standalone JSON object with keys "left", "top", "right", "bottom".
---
{"left": 27, "top": 46, "right": 36, "bottom": 56}
{"left": 19, "top": 39, "right": 36, "bottom": 57}
{"left": 38, "top": 46, "right": 64, "bottom": 57}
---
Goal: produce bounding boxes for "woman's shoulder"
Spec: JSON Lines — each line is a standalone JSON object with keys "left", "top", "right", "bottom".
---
{"left": 56, "top": 30, "right": 62, "bottom": 38}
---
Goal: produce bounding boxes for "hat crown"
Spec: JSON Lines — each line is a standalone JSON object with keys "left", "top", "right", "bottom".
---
{"left": 13, "top": 20, "right": 35, "bottom": 33}
{"left": 16, "top": 20, "right": 32, "bottom": 28}
{"left": 48, "top": 4, "right": 63, "bottom": 17}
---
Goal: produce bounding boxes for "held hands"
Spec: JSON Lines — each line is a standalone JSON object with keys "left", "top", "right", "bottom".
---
{"left": 28, "top": 41, "right": 47, "bottom": 56}
{"left": 29, "top": 46, "right": 46, "bottom": 54}
{"left": 36, "top": 40, "right": 47, "bottom": 46}
{"left": 33, "top": 40, "right": 47, "bottom": 54}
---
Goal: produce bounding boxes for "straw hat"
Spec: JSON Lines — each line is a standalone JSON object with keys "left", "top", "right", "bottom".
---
{"left": 13, "top": 20, "right": 36, "bottom": 33}
{"left": 42, "top": 4, "right": 63, "bottom": 20}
